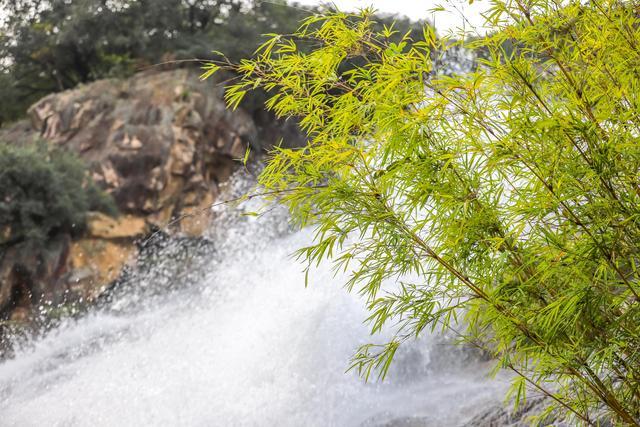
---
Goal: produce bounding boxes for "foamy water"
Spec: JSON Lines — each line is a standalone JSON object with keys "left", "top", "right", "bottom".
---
{"left": 0, "top": 178, "right": 509, "bottom": 427}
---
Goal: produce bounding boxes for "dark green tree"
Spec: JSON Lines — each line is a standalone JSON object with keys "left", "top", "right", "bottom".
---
{"left": 0, "top": 0, "right": 425, "bottom": 126}
{"left": 0, "top": 0, "right": 289, "bottom": 125}
{"left": 0, "top": 142, "right": 116, "bottom": 248}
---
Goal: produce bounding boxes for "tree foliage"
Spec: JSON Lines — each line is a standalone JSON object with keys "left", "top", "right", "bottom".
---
{"left": 0, "top": 142, "right": 117, "bottom": 248}
{"left": 0, "top": 0, "right": 424, "bottom": 126}
{"left": 207, "top": 2, "right": 640, "bottom": 424}
{"left": 0, "top": 0, "right": 302, "bottom": 124}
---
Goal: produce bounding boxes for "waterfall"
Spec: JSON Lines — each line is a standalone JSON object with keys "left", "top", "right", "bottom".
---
{"left": 0, "top": 173, "right": 509, "bottom": 426}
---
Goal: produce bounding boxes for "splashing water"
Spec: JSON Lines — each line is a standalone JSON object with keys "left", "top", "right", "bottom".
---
{"left": 0, "top": 174, "right": 509, "bottom": 427}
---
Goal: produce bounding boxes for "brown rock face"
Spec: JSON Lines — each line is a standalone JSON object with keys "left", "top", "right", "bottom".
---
{"left": 67, "top": 239, "right": 137, "bottom": 300}
{"left": 26, "top": 69, "right": 259, "bottom": 225}
{"left": 86, "top": 212, "right": 148, "bottom": 240}
{"left": 0, "top": 68, "right": 303, "bottom": 324}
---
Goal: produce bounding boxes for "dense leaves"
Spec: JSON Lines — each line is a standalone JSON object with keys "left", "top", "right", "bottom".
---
{"left": 0, "top": 0, "right": 424, "bottom": 126}
{"left": 0, "top": 142, "right": 116, "bottom": 248}
{"left": 208, "top": 2, "right": 640, "bottom": 425}
{"left": 0, "top": 0, "right": 310, "bottom": 125}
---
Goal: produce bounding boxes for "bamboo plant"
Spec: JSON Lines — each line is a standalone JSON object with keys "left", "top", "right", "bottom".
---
{"left": 204, "top": 1, "right": 640, "bottom": 424}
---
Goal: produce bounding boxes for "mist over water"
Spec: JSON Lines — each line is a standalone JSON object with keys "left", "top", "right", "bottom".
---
{"left": 0, "top": 175, "right": 509, "bottom": 426}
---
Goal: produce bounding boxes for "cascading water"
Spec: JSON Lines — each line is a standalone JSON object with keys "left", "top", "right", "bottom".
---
{"left": 0, "top": 173, "right": 510, "bottom": 426}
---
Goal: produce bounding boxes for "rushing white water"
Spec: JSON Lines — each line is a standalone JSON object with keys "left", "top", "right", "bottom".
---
{"left": 0, "top": 176, "right": 510, "bottom": 427}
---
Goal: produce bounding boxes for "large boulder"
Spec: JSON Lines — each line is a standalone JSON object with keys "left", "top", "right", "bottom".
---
{"left": 25, "top": 69, "right": 262, "bottom": 227}
{"left": 0, "top": 68, "right": 302, "bottom": 324}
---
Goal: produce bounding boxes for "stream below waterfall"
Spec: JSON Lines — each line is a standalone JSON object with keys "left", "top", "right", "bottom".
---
{"left": 0, "top": 176, "right": 511, "bottom": 427}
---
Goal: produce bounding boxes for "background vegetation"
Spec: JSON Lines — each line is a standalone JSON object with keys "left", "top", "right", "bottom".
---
{"left": 0, "top": 0, "right": 422, "bottom": 126}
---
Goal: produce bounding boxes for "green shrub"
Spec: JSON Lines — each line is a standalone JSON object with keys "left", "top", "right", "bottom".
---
{"left": 0, "top": 142, "right": 117, "bottom": 247}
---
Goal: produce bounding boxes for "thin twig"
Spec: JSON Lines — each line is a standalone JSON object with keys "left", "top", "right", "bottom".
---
{"left": 141, "top": 185, "right": 327, "bottom": 246}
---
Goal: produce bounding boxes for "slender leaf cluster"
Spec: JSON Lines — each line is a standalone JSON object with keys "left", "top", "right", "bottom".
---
{"left": 206, "top": 2, "right": 640, "bottom": 424}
